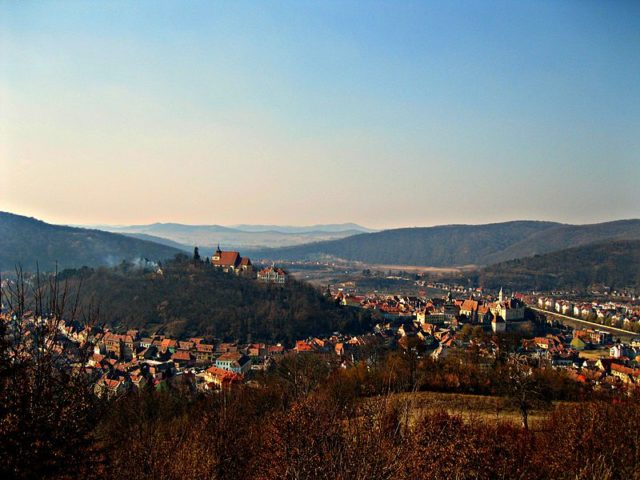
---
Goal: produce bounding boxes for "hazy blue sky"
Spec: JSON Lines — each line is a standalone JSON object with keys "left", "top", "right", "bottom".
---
{"left": 1, "top": 1, "right": 639, "bottom": 228}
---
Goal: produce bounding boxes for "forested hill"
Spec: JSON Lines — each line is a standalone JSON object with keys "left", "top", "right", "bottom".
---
{"left": 250, "top": 220, "right": 640, "bottom": 267}
{"left": 250, "top": 221, "right": 560, "bottom": 266}
{"left": 0, "top": 212, "right": 181, "bottom": 272}
{"left": 61, "top": 257, "right": 371, "bottom": 342}
{"left": 475, "top": 240, "right": 640, "bottom": 290}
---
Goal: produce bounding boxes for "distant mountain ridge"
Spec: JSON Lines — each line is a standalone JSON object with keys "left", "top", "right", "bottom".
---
{"left": 0, "top": 212, "right": 181, "bottom": 272}
{"left": 230, "top": 223, "right": 375, "bottom": 234}
{"left": 249, "top": 219, "right": 640, "bottom": 267}
{"left": 120, "top": 232, "right": 192, "bottom": 251}
{"left": 84, "top": 222, "right": 373, "bottom": 250}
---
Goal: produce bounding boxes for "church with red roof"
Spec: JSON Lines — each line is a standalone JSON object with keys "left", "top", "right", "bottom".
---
{"left": 210, "top": 245, "right": 252, "bottom": 274}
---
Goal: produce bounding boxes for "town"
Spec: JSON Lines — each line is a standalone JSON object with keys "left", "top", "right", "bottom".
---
{"left": 5, "top": 244, "right": 638, "bottom": 403}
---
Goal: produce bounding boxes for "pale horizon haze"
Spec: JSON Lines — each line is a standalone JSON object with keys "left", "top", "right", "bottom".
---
{"left": 1, "top": 1, "right": 639, "bottom": 230}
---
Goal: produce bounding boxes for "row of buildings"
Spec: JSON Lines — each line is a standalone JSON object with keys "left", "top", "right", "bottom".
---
{"left": 537, "top": 296, "right": 640, "bottom": 333}
{"left": 336, "top": 288, "right": 527, "bottom": 333}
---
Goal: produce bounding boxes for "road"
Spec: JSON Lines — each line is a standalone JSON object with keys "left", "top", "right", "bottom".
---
{"left": 529, "top": 306, "right": 638, "bottom": 341}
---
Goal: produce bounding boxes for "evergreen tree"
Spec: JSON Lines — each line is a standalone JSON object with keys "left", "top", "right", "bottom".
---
{"left": 193, "top": 246, "right": 201, "bottom": 263}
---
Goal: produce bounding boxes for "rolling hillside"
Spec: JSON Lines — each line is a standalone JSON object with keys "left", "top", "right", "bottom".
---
{"left": 250, "top": 220, "right": 640, "bottom": 267}
{"left": 481, "top": 220, "right": 640, "bottom": 265}
{"left": 476, "top": 240, "right": 640, "bottom": 290}
{"left": 0, "top": 212, "right": 181, "bottom": 272}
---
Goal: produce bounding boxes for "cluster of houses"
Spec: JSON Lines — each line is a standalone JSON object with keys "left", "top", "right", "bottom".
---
{"left": 90, "top": 331, "right": 253, "bottom": 397}
{"left": 537, "top": 296, "right": 640, "bottom": 332}
{"left": 53, "top": 319, "right": 382, "bottom": 397}
{"left": 566, "top": 351, "right": 640, "bottom": 387}
{"left": 336, "top": 288, "right": 527, "bottom": 334}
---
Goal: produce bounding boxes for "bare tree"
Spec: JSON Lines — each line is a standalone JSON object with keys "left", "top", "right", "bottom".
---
{"left": 501, "top": 354, "right": 546, "bottom": 431}
{"left": 0, "top": 265, "right": 100, "bottom": 479}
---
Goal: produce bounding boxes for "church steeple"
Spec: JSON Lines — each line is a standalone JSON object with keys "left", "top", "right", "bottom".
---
{"left": 212, "top": 244, "right": 222, "bottom": 262}
{"left": 498, "top": 287, "right": 504, "bottom": 303}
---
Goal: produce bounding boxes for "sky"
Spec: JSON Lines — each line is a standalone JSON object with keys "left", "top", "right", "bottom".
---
{"left": 1, "top": 1, "right": 639, "bottom": 229}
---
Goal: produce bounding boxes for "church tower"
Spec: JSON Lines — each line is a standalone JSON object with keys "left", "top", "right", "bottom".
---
{"left": 498, "top": 287, "right": 504, "bottom": 303}
{"left": 212, "top": 245, "right": 222, "bottom": 262}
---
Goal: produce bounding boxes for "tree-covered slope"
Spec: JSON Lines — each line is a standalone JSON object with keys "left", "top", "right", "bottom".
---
{"left": 251, "top": 221, "right": 561, "bottom": 266}
{"left": 252, "top": 220, "right": 640, "bottom": 267}
{"left": 62, "top": 257, "right": 371, "bottom": 342}
{"left": 0, "top": 212, "right": 181, "bottom": 272}
{"left": 476, "top": 240, "right": 640, "bottom": 290}
{"left": 482, "top": 219, "right": 640, "bottom": 265}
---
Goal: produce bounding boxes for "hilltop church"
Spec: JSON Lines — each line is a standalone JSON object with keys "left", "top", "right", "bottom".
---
{"left": 210, "top": 245, "right": 252, "bottom": 274}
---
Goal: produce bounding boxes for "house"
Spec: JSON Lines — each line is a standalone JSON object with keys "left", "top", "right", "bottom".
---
{"left": 491, "top": 316, "right": 506, "bottom": 333}
{"left": 95, "top": 375, "right": 129, "bottom": 398}
{"left": 294, "top": 340, "right": 315, "bottom": 353}
{"left": 159, "top": 338, "right": 177, "bottom": 354}
{"left": 102, "top": 332, "right": 122, "bottom": 358}
{"left": 171, "top": 350, "right": 194, "bottom": 368}
{"left": 610, "top": 363, "right": 640, "bottom": 384}
{"left": 342, "top": 296, "right": 364, "bottom": 308}
{"left": 571, "top": 336, "right": 588, "bottom": 351}
{"left": 215, "top": 352, "right": 251, "bottom": 374}
{"left": 257, "top": 266, "right": 288, "bottom": 284}
{"left": 203, "top": 366, "right": 243, "bottom": 388}
{"left": 268, "top": 345, "right": 285, "bottom": 356}
{"left": 211, "top": 246, "right": 252, "bottom": 273}
{"left": 477, "top": 305, "right": 493, "bottom": 324}
{"left": 130, "top": 373, "right": 147, "bottom": 389}
{"left": 121, "top": 334, "right": 137, "bottom": 359}
{"left": 460, "top": 299, "right": 479, "bottom": 322}
{"left": 195, "top": 343, "right": 215, "bottom": 364}
{"left": 246, "top": 343, "right": 267, "bottom": 359}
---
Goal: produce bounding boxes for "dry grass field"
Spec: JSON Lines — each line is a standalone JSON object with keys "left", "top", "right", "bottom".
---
{"left": 388, "top": 391, "right": 556, "bottom": 430}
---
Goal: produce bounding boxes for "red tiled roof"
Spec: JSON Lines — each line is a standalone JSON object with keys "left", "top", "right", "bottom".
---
{"left": 461, "top": 300, "right": 479, "bottom": 312}
{"left": 205, "top": 366, "right": 243, "bottom": 383}
{"left": 611, "top": 363, "right": 640, "bottom": 378}
{"left": 212, "top": 251, "right": 241, "bottom": 267}
{"left": 171, "top": 350, "right": 192, "bottom": 361}
{"left": 295, "top": 341, "right": 314, "bottom": 352}
{"left": 217, "top": 352, "right": 245, "bottom": 362}
{"left": 103, "top": 378, "right": 122, "bottom": 389}
{"left": 161, "top": 338, "right": 177, "bottom": 348}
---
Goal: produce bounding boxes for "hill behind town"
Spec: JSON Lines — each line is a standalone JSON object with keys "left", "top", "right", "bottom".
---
{"left": 249, "top": 220, "right": 640, "bottom": 267}
{"left": 474, "top": 239, "right": 640, "bottom": 291}
{"left": 0, "top": 212, "right": 181, "bottom": 272}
